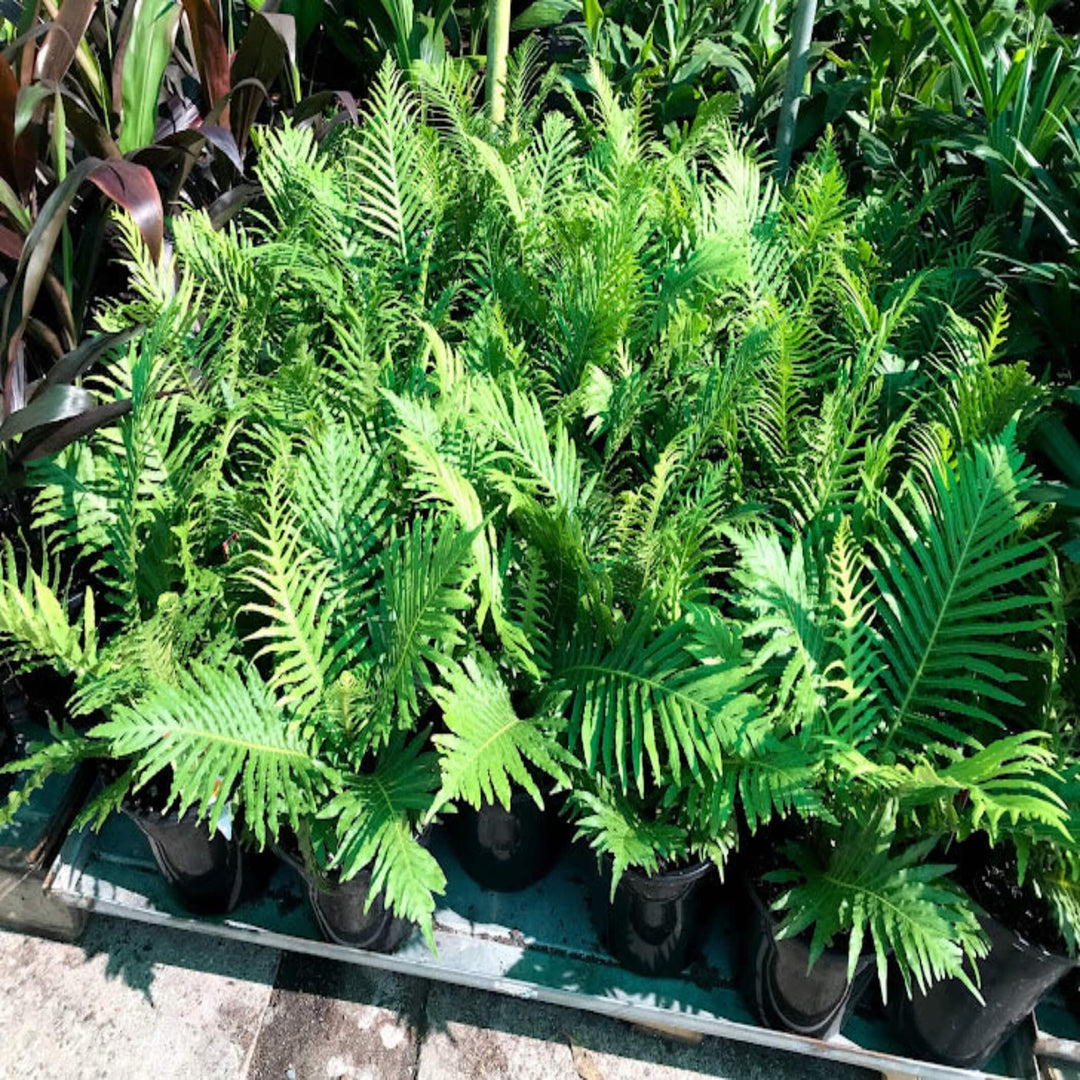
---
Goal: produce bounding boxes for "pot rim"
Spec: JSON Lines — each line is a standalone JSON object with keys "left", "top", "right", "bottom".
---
{"left": 619, "top": 857, "right": 718, "bottom": 885}
{"left": 979, "top": 910, "right": 1080, "bottom": 968}
{"left": 746, "top": 880, "right": 875, "bottom": 973}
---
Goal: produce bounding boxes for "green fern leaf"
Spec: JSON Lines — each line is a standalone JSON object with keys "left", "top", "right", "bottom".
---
{"left": 90, "top": 662, "right": 322, "bottom": 846}
{"left": 875, "top": 430, "right": 1050, "bottom": 749}
{"left": 568, "top": 779, "right": 691, "bottom": 898}
{"left": 555, "top": 605, "right": 759, "bottom": 794}
{"left": 430, "top": 655, "right": 571, "bottom": 816}
{"left": 319, "top": 734, "right": 445, "bottom": 948}
{"left": 0, "top": 540, "right": 97, "bottom": 679}
{"left": 372, "top": 519, "right": 477, "bottom": 729}
{"left": 773, "top": 830, "right": 988, "bottom": 1002}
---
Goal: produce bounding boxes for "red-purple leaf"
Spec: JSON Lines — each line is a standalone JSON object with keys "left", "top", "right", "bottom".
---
{"left": 199, "top": 123, "right": 243, "bottom": 173}
{"left": 1, "top": 157, "right": 161, "bottom": 364}
{"left": 295, "top": 89, "right": 358, "bottom": 126}
{"left": 0, "top": 56, "right": 36, "bottom": 197}
{"left": 181, "top": 0, "right": 230, "bottom": 125}
{"left": 5, "top": 155, "right": 101, "bottom": 343}
{"left": 86, "top": 159, "right": 163, "bottom": 264}
{"left": 4, "top": 331, "right": 25, "bottom": 415}
{"left": 17, "top": 397, "right": 131, "bottom": 461}
{"left": 62, "top": 88, "right": 122, "bottom": 158}
{"left": 0, "top": 225, "right": 22, "bottom": 261}
{"left": 230, "top": 12, "right": 295, "bottom": 150}
{"left": 35, "top": 0, "right": 98, "bottom": 84}
{"left": 207, "top": 181, "right": 259, "bottom": 227}
{"left": 45, "top": 327, "right": 140, "bottom": 386}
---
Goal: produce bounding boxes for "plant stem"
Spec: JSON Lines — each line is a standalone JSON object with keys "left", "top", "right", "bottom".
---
{"left": 485, "top": 0, "right": 511, "bottom": 125}
{"left": 775, "top": 0, "right": 818, "bottom": 182}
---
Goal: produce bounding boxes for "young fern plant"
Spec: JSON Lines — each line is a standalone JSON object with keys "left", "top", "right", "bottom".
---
{"left": 725, "top": 427, "right": 1072, "bottom": 1001}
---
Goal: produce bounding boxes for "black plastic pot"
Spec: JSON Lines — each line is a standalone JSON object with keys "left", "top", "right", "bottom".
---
{"left": 594, "top": 860, "right": 715, "bottom": 977}
{"left": 125, "top": 807, "right": 265, "bottom": 916}
{"left": 306, "top": 868, "right": 416, "bottom": 952}
{"left": 744, "top": 885, "right": 873, "bottom": 1039}
{"left": 0, "top": 713, "right": 16, "bottom": 799}
{"left": 893, "top": 914, "right": 1077, "bottom": 1069}
{"left": 449, "top": 788, "right": 567, "bottom": 892}
{"left": 275, "top": 836, "right": 417, "bottom": 952}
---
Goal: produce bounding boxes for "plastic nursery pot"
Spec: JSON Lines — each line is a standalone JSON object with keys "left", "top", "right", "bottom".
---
{"left": 893, "top": 913, "right": 1078, "bottom": 1070}
{"left": 275, "top": 836, "right": 417, "bottom": 953}
{"left": 124, "top": 805, "right": 269, "bottom": 916}
{"left": 305, "top": 867, "right": 416, "bottom": 952}
{"left": 448, "top": 786, "right": 568, "bottom": 892}
{"left": 744, "top": 885, "right": 874, "bottom": 1040}
{"left": 0, "top": 708, "right": 16, "bottom": 799}
{"left": 594, "top": 859, "right": 715, "bottom": 977}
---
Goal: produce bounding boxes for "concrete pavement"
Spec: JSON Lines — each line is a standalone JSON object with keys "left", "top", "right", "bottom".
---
{"left": 0, "top": 917, "right": 874, "bottom": 1080}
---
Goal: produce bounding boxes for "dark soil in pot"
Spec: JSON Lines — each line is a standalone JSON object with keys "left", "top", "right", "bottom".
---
{"left": 275, "top": 830, "right": 420, "bottom": 953}
{"left": 590, "top": 858, "right": 717, "bottom": 977}
{"left": 742, "top": 884, "right": 874, "bottom": 1039}
{"left": 105, "top": 762, "right": 274, "bottom": 916}
{"left": 892, "top": 837, "right": 1078, "bottom": 1069}
{"left": 448, "top": 784, "right": 569, "bottom": 892}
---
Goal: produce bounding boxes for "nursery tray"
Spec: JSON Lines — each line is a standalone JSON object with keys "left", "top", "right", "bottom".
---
{"left": 49, "top": 815, "right": 1051, "bottom": 1080}
{"left": 0, "top": 729, "right": 92, "bottom": 941}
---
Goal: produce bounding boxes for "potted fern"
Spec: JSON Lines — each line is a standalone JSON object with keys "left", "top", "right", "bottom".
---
{"left": 724, "top": 430, "right": 1072, "bottom": 1042}
{"left": 893, "top": 579, "right": 1080, "bottom": 1068}
{"left": 0, "top": 319, "right": 274, "bottom": 915}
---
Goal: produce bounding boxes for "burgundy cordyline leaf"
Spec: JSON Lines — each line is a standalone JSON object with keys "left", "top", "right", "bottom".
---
{"left": 0, "top": 226, "right": 22, "bottom": 261}
{"left": 86, "top": 160, "right": 164, "bottom": 264}
{"left": 229, "top": 12, "right": 296, "bottom": 150}
{"left": 181, "top": 0, "right": 231, "bottom": 126}
{"left": 35, "top": 0, "right": 98, "bottom": 84}
{"left": 1, "top": 158, "right": 162, "bottom": 412}
{"left": 4, "top": 330, "right": 26, "bottom": 416}
{"left": 0, "top": 56, "right": 36, "bottom": 197}
{"left": 0, "top": 382, "right": 96, "bottom": 442}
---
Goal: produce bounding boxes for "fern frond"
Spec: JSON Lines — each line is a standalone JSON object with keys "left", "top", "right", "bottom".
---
{"left": 898, "top": 732, "right": 1069, "bottom": 842}
{"left": 730, "top": 528, "right": 825, "bottom": 728}
{"left": 554, "top": 605, "right": 759, "bottom": 794}
{"left": 875, "top": 429, "right": 1050, "bottom": 750}
{"left": 350, "top": 57, "right": 435, "bottom": 263}
{"left": 568, "top": 778, "right": 691, "bottom": 897}
{"left": 319, "top": 733, "right": 445, "bottom": 947}
{"left": 237, "top": 443, "right": 342, "bottom": 719}
{"left": 371, "top": 519, "right": 477, "bottom": 730}
{"left": 773, "top": 830, "right": 988, "bottom": 1002}
{"left": 0, "top": 540, "right": 97, "bottom": 679}
{"left": 430, "top": 655, "right": 571, "bottom": 816}
{"left": 91, "top": 663, "right": 323, "bottom": 846}
{"left": 0, "top": 722, "right": 96, "bottom": 827}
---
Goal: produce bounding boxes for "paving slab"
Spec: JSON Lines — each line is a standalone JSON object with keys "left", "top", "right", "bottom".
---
{"left": 417, "top": 982, "right": 875, "bottom": 1080}
{"left": 245, "top": 951, "right": 425, "bottom": 1080}
{"left": 0, "top": 917, "right": 279, "bottom": 1080}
